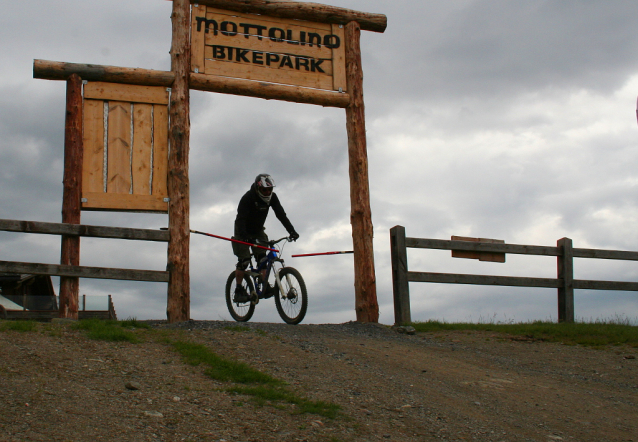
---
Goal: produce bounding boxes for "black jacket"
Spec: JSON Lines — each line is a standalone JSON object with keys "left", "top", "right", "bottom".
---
{"left": 234, "top": 184, "right": 295, "bottom": 240}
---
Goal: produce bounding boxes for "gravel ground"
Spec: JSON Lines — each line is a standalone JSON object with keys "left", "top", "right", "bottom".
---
{"left": 1, "top": 319, "right": 637, "bottom": 442}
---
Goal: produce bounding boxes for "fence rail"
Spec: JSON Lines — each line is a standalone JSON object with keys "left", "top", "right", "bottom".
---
{"left": 390, "top": 225, "right": 638, "bottom": 325}
{"left": 0, "top": 219, "right": 170, "bottom": 314}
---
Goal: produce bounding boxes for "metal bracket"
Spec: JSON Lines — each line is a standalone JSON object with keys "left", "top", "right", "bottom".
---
{"left": 338, "top": 87, "right": 343, "bottom": 93}
{"left": 81, "top": 198, "right": 87, "bottom": 203}
{"left": 163, "top": 198, "right": 170, "bottom": 203}
{"left": 166, "top": 88, "right": 171, "bottom": 93}
{"left": 194, "top": 68, "right": 199, "bottom": 74}
{"left": 82, "top": 80, "right": 88, "bottom": 85}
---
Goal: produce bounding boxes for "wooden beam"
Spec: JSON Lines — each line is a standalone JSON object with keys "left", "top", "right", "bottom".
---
{"left": 345, "top": 21, "right": 378, "bottom": 323}
{"left": 166, "top": 0, "right": 192, "bottom": 323}
{"left": 0, "top": 219, "right": 170, "bottom": 242}
{"left": 190, "top": 0, "right": 387, "bottom": 33}
{"left": 406, "top": 237, "right": 561, "bottom": 257}
{"left": 190, "top": 73, "right": 350, "bottom": 108}
{"left": 408, "top": 272, "right": 561, "bottom": 289}
{"left": 557, "top": 238, "right": 574, "bottom": 323}
{"left": 0, "top": 261, "right": 169, "bottom": 283}
{"left": 34, "top": 60, "right": 350, "bottom": 108}
{"left": 60, "top": 74, "right": 83, "bottom": 320}
{"left": 390, "top": 226, "right": 411, "bottom": 325}
{"left": 33, "top": 60, "right": 174, "bottom": 86}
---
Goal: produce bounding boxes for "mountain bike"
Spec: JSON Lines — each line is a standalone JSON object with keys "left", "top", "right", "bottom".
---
{"left": 225, "top": 236, "right": 308, "bottom": 325}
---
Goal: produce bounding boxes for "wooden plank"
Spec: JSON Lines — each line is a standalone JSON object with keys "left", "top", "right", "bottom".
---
{"left": 34, "top": 60, "right": 175, "bottom": 86}
{"left": 206, "top": 6, "right": 332, "bottom": 32}
{"left": 107, "top": 101, "right": 132, "bottom": 194}
{"left": 557, "top": 238, "right": 574, "bottom": 323}
{"left": 203, "top": 10, "right": 334, "bottom": 59}
{"left": 83, "top": 82, "right": 169, "bottom": 104}
{"left": 345, "top": 22, "right": 378, "bottom": 323}
{"left": 204, "top": 54, "right": 334, "bottom": 90}
{"left": 132, "top": 103, "right": 152, "bottom": 195}
{"left": 331, "top": 23, "right": 347, "bottom": 92}
{"left": 82, "top": 99, "right": 105, "bottom": 193}
{"left": 0, "top": 261, "right": 169, "bottom": 283}
{"left": 573, "top": 248, "right": 638, "bottom": 261}
{"left": 81, "top": 192, "right": 168, "bottom": 213}
{"left": 152, "top": 104, "right": 169, "bottom": 197}
{"left": 191, "top": 0, "right": 388, "bottom": 33}
{"left": 0, "top": 218, "right": 169, "bottom": 242}
{"left": 408, "top": 272, "right": 561, "bottom": 289}
{"left": 573, "top": 279, "right": 638, "bottom": 292}
{"left": 451, "top": 236, "right": 506, "bottom": 263}
{"left": 191, "top": 4, "right": 207, "bottom": 73}
{"left": 406, "top": 237, "right": 561, "bottom": 257}
{"left": 190, "top": 72, "right": 350, "bottom": 107}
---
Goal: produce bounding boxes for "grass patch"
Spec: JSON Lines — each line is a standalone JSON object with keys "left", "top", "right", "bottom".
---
{"left": 120, "top": 317, "right": 151, "bottom": 329}
{"left": 412, "top": 320, "right": 638, "bottom": 348}
{"left": 172, "top": 340, "right": 281, "bottom": 384}
{"left": 170, "top": 339, "right": 341, "bottom": 418}
{"left": 71, "top": 319, "right": 142, "bottom": 343}
{"left": 0, "top": 320, "right": 37, "bottom": 332}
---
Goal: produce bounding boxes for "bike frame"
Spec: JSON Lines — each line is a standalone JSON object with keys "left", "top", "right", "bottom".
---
{"left": 244, "top": 237, "right": 290, "bottom": 299}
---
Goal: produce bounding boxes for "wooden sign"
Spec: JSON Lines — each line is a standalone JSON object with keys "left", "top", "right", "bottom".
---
{"left": 81, "top": 82, "right": 169, "bottom": 213}
{"left": 191, "top": 5, "right": 347, "bottom": 92}
{"left": 451, "top": 236, "right": 506, "bottom": 263}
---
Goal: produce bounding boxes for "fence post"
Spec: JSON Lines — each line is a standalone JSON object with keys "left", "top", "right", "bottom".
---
{"left": 557, "top": 237, "right": 574, "bottom": 323}
{"left": 59, "top": 73, "right": 83, "bottom": 320}
{"left": 390, "top": 225, "right": 411, "bottom": 325}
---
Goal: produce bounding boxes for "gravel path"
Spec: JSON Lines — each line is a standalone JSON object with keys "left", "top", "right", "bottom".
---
{"left": 1, "top": 320, "right": 637, "bottom": 441}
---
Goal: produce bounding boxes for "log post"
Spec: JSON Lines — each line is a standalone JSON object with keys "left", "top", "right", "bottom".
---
{"left": 59, "top": 73, "right": 83, "bottom": 319}
{"left": 390, "top": 225, "right": 411, "bottom": 325}
{"left": 345, "top": 21, "right": 379, "bottom": 323}
{"left": 166, "top": 0, "right": 191, "bottom": 323}
{"left": 557, "top": 237, "right": 574, "bottom": 323}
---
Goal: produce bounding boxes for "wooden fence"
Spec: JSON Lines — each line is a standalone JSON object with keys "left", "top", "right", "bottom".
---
{"left": 0, "top": 218, "right": 170, "bottom": 318}
{"left": 390, "top": 225, "right": 638, "bottom": 325}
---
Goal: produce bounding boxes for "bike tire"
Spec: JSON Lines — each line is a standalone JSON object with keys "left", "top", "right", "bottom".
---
{"left": 225, "top": 271, "right": 256, "bottom": 322}
{"left": 274, "top": 267, "right": 308, "bottom": 325}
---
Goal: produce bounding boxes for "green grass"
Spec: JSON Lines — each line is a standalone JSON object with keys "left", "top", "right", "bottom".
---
{"left": 412, "top": 320, "right": 638, "bottom": 348}
{"left": 171, "top": 340, "right": 282, "bottom": 385}
{"left": 170, "top": 339, "right": 341, "bottom": 418}
{"left": 71, "top": 319, "right": 142, "bottom": 343}
{"left": 0, "top": 320, "right": 37, "bottom": 332}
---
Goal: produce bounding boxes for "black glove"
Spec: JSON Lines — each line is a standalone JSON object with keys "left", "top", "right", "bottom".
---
{"left": 289, "top": 231, "right": 299, "bottom": 241}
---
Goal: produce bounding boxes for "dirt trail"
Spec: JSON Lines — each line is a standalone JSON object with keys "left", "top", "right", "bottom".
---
{"left": 1, "top": 320, "right": 636, "bottom": 441}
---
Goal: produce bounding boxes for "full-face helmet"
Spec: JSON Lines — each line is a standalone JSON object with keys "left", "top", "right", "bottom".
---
{"left": 255, "top": 173, "right": 275, "bottom": 203}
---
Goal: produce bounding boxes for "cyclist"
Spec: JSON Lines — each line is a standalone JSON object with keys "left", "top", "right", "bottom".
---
{"left": 232, "top": 174, "right": 299, "bottom": 302}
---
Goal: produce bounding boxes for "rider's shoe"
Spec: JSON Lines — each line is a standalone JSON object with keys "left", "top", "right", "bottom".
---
{"left": 233, "top": 286, "right": 250, "bottom": 303}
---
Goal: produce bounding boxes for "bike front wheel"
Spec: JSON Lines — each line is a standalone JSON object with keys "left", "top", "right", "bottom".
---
{"left": 225, "top": 271, "right": 256, "bottom": 322}
{"left": 274, "top": 267, "right": 308, "bottom": 325}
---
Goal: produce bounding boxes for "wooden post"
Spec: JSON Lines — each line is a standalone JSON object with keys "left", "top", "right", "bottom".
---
{"left": 345, "top": 21, "right": 379, "bottom": 323}
{"left": 557, "top": 237, "right": 574, "bottom": 323}
{"left": 166, "top": 0, "right": 191, "bottom": 323}
{"left": 390, "top": 226, "right": 411, "bottom": 325}
{"left": 59, "top": 73, "right": 83, "bottom": 319}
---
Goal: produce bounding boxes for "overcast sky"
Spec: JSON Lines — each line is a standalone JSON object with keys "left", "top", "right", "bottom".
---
{"left": 1, "top": 0, "right": 638, "bottom": 325}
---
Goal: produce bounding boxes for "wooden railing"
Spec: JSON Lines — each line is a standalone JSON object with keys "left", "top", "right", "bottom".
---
{"left": 0, "top": 218, "right": 169, "bottom": 283}
{"left": 390, "top": 225, "right": 638, "bottom": 325}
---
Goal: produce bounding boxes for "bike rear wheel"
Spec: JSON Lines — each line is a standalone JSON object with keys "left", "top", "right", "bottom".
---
{"left": 274, "top": 267, "right": 308, "bottom": 325}
{"left": 225, "top": 271, "right": 256, "bottom": 322}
